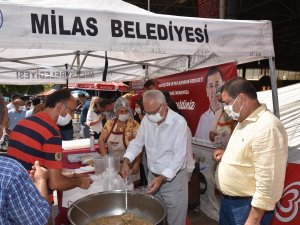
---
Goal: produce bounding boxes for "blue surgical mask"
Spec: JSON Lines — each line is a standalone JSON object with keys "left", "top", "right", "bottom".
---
{"left": 223, "top": 96, "right": 244, "bottom": 121}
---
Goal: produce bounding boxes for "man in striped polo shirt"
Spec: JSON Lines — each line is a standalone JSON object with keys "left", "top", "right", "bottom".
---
{"left": 7, "top": 88, "right": 92, "bottom": 195}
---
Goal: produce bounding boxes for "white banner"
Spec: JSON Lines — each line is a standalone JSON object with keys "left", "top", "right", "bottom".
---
{"left": 0, "top": 0, "right": 274, "bottom": 57}
{"left": 0, "top": 0, "right": 275, "bottom": 85}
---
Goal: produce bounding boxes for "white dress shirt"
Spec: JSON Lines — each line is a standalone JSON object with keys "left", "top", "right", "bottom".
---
{"left": 124, "top": 108, "right": 188, "bottom": 180}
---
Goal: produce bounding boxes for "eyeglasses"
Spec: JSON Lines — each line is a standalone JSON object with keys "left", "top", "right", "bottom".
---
{"left": 144, "top": 104, "right": 162, "bottom": 115}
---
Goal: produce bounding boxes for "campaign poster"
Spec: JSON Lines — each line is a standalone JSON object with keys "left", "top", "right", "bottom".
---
{"left": 271, "top": 163, "right": 300, "bottom": 225}
{"left": 156, "top": 62, "right": 237, "bottom": 142}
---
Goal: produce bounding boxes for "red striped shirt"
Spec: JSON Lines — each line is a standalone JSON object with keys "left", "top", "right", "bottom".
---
{"left": 7, "top": 111, "right": 63, "bottom": 171}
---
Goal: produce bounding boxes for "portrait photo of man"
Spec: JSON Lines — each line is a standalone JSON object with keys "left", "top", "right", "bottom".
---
{"left": 194, "top": 66, "right": 224, "bottom": 141}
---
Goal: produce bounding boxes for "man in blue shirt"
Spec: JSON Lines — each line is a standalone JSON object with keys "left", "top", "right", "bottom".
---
{"left": 8, "top": 98, "right": 26, "bottom": 130}
{"left": 78, "top": 93, "right": 90, "bottom": 138}
{"left": 0, "top": 157, "right": 50, "bottom": 225}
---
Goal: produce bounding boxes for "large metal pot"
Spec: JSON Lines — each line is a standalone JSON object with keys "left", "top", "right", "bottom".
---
{"left": 67, "top": 190, "right": 167, "bottom": 225}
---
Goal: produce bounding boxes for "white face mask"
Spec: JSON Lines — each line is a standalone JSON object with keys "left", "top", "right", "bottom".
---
{"left": 57, "top": 105, "right": 72, "bottom": 126}
{"left": 135, "top": 107, "right": 141, "bottom": 114}
{"left": 147, "top": 113, "right": 163, "bottom": 123}
{"left": 57, "top": 113, "right": 72, "bottom": 126}
{"left": 223, "top": 96, "right": 243, "bottom": 121}
{"left": 118, "top": 114, "right": 129, "bottom": 122}
{"left": 146, "top": 105, "right": 164, "bottom": 123}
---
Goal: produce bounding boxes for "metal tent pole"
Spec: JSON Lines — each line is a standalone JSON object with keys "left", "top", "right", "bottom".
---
{"left": 269, "top": 57, "right": 280, "bottom": 118}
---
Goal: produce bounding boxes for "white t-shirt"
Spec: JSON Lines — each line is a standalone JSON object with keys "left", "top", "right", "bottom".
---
{"left": 86, "top": 110, "right": 103, "bottom": 134}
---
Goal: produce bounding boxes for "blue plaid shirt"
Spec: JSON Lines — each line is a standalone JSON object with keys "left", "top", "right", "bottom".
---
{"left": 0, "top": 156, "right": 50, "bottom": 225}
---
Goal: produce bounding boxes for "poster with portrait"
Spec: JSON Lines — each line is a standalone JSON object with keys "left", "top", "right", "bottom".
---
{"left": 156, "top": 62, "right": 237, "bottom": 144}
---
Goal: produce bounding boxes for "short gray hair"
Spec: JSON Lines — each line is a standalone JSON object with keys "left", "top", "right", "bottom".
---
{"left": 143, "top": 90, "right": 166, "bottom": 105}
{"left": 114, "top": 97, "right": 130, "bottom": 113}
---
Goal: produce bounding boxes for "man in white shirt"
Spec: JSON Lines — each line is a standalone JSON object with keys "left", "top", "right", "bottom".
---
{"left": 194, "top": 66, "right": 224, "bottom": 141}
{"left": 8, "top": 98, "right": 26, "bottom": 130}
{"left": 121, "top": 90, "right": 188, "bottom": 225}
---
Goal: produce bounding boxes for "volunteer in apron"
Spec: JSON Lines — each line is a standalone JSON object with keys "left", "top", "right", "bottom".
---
{"left": 98, "top": 97, "right": 142, "bottom": 177}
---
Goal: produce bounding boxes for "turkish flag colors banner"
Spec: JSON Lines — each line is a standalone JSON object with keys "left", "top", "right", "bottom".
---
{"left": 271, "top": 163, "right": 300, "bottom": 225}
{"left": 156, "top": 62, "right": 237, "bottom": 138}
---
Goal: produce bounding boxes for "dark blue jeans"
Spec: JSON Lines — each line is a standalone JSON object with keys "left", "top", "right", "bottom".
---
{"left": 219, "top": 197, "right": 274, "bottom": 225}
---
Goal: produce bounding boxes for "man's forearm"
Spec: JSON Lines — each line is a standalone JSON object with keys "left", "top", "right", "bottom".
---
{"left": 35, "top": 180, "right": 50, "bottom": 203}
{"left": 245, "top": 207, "right": 265, "bottom": 225}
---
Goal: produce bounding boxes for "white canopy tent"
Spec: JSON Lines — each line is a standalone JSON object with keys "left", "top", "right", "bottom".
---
{"left": 0, "top": 0, "right": 279, "bottom": 116}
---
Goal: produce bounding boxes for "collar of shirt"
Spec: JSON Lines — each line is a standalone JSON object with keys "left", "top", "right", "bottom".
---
{"left": 161, "top": 107, "right": 173, "bottom": 125}
{"left": 243, "top": 104, "right": 267, "bottom": 123}
{"left": 36, "top": 111, "right": 60, "bottom": 131}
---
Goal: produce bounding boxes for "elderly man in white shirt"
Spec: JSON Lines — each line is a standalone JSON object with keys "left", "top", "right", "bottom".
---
{"left": 121, "top": 90, "right": 188, "bottom": 225}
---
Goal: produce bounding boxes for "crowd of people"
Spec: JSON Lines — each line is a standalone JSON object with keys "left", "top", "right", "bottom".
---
{"left": 0, "top": 74, "right": 288, "bottom": 225}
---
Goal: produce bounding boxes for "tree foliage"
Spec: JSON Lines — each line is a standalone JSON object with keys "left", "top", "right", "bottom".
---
{"left": 0, "top": 85, "right": 45, "bottom": 97}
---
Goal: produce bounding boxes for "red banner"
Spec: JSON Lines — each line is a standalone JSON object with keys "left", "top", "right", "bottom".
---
{"left": 272, "top": 163, "right": 300, "bottom": 225}
{"left": 156, "top": 62, "right": 237, "bottom": 139}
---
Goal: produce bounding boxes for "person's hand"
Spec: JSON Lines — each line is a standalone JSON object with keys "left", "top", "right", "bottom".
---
{"left": 76, "top": 173, "right": 93, "bottom": 189}
{"left": 130, "top": 163, "right": 140, "bottom": 174}
{"left": 120, "top": 158, "right": 130, "bottom": 178}
{"left": 213, "top": 148, "right": 225, "bottom": 162}
{"left": 147, "top": 176, "right": 166, "bottom": 194}
{"left": 30, "top": 161, "right": 48, "bottom": 185}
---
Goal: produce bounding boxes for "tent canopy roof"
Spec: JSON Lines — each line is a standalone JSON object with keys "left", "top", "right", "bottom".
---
{"left": 0, "top": 0, "right": 274, "bottom": 85}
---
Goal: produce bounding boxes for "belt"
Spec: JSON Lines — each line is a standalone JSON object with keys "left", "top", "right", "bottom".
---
{"left": 222, "top": 194, "right": 252, "bottom": 200}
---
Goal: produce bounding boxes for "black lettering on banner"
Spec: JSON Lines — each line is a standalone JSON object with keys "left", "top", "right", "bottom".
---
{"left": 185, "top": 27, "right": 195, "bottom": 42}
{"left": 24, "top": 72, "right": 30, "bottom": 79}
{"left": 204, "top": 24, "right": 209, "bottom": 43}
{"left": 72, "top": 17, "right": 85, "bottom": 35}
{"left": 174, "top": 26, "right": 184, "bottom": 41}
{"left": 146, "top": 23, "right": 157, "bottom": 40}
{"left": 31, "top": 13, "right": 49, "bottom": 34}
{"left": 195, "top": 28, "right": 204, "bottom": 42}
{"left": 59, "top": 16, "right": 71, "bottom": 35}
{"left": 111, "top": 20, "right": 123, "bottom": 37}
{"left": 124, "top": 21, "right": 135, "bottom": 38}
{"left": 157, "top": 24, "right": 168, "bottom": 40}
{"left": 86, "top": 18, "right": 98, "bottom": 36}
{"left": 51, "top": 10, "right": 57, "bottom": 34}
{"left": 168, "top": 21, "right": 174, "bottom": 41}
{"left": 136, "top": 22, "right": 146, "bottom": 39}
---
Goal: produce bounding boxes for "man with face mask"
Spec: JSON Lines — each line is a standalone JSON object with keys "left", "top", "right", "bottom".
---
{"left": 8, "top": 97, "right": 26, "bottom": 130}
{"left": 7, "top": 89, "right": 92, "bottom": 205}
{"left": 213, "top": 77, "right": 288, "bottom": 225}
{"left": 121, "top": 90, "right": 189, "bottom": 225}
